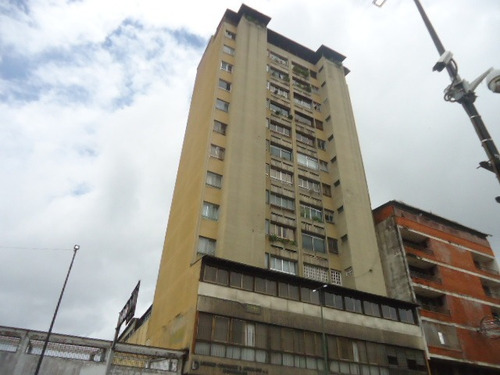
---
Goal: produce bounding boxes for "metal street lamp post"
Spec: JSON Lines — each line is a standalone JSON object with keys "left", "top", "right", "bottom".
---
{"left": 34, "top": 244, "right": 80, "bottom": 375}
{"left": 313, "top": 284, "right": 329, "bottom": 375}
{"left": 375, "top": 0, "right": 500, "bottom": 202}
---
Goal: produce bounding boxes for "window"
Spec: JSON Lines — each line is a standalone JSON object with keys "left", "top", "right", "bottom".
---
{"left": 223, "top": 45, "right": 235, "bottom": 55}
{"left": 319, "top": 160, "right": 328, "bottom": 172}
{"left": 344, "top": 266, "right": 353, "bottom": 276}
{"left": 303, "top": 264, "right": 328, "bottom": 283}
{"left": 313, "top": 102, "right": 321, "bottom": 112}
{"left": 294, "top": 94, "right": 312, "bottom": 109}
{"left": 363, "top": 301, "right": 381, "bottom": 317}
{"left": 278, "top": 282, "right": 299, "bottom": 300}
{"left": 317, "top": 139, "right": 326, "bottom": 150}
{"left": 422, "top": 321, "right": 460, "bottom": 349}
{"left": 381, "top": 305, "right": 398, "bottom": 320}
{"left": 267, "top": 222, "right": 295, "bottom": 241}
{"left": 268, "top": 192, "right": 294, "bottom": 211}
{"left": 198, "top": 236, "right": 216, "bottom": 255}
{"left": 338, "top": 205, "right": 344, "bottom": 213}
{"left": 202, "top": 202, "right": 219, "bottom": 220}
{"left": 322, "top": 183, "right": 331, "bottom": 197}
{"left": 268, "top": 255, "right": 297, "bottom": 275}
{"left": 268, "top": 51, "right": 288, "bottom": 66}
{"left": 203, "top": 265, "right": 228, "bottom": 285}
{"left": 311, "top": 85, "right": 319, "bottom": 94}
{"left": 255, "top": 277, "right": 277, "bottom": 295}
{"left": 220, "top": 61, "right": 233, "bottom": 72}
{"left": 268, "top": 83, "right": 289, "bottom": 99}
{"left": 269, "top": 101, "right": 290, "bottom": 117}
{"left": 295, "top": 112, "right": 313, "bottom": 127}
{"left": 416, "top": 294, "right": 447, "bottom": 314}
{"left": 214, "top": 120, "right": 227, "bottom": 135}
{"left": 301, "top": 286, "right": 320, "bottom": 304}
{"left": 325, "top": 291, "right": 343, "bottom": 308}
{"left": 268, "top": 66, "right": 289, "bottom": 81}
{"left": 268, "top": 120, "right": 290, "bottom": 137}
{"left": 298, "top": 177, "right": 320, "bottom": 193}
{"left": 398, "top": 308, "right": 415, "bottom": 324}
{"left": 270, "top": 168, "right": 293, "bottom": 184}
{"left": 225, "top": 30, "right": 236, "bottom": 39}
{"left": 206, "top": 171, "right": 222, "bottom": 188}
{"left": 330, "top": 269, "right": 342, "bottom": 285}
{"left": 302, "top": 233, "right": 325, "bottom": 253}
{"left": 228, "top": 272, "right": 253, "bottom": 291}
{"left": 214, "top": 316, "right": 230, "bottom": 342}
{"left": 210, "top": 144, "right": 225, "bottom": 160}
{"left": 270, "top": 144, "right": 292, "bottom": 161}
{"left": 292, "top": 78, "right": 311, "bottom": 92}
{"left": 315, "top": 119, "right": 323, "bottom": 130}
{"left": 296, "top": 132, "right": 315, "bottom": 147}
{"left": 297, "top": 153, "right": 318, "bottom": 170}
{"left": 324, "top": 210, "right": 334, "bottom": 223}
{"left": 345, "top": 296, "right": 363, "bottom": 313}
{"left": 328, "top": 237, "right": 338, "bottom": 254}
{"left": 216, "top": 98, "right": 229, "bottom": 112}
{"left": 218, "top": 79, "right": 231, "bottom": 91}
{"left": 334, "top": 179, "right": 340, "bottom": 187}
{"left": 300, "top": 204, "right": 322, "bottom": 221}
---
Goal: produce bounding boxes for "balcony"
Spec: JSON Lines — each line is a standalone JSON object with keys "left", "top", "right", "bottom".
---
{"left": 472, "top": 251, "right": 500, "bottom": 276}
{"left": 407, "top": 254, "right": 441, "bottom": 284}
{"left": 271, "top": 212, "right": 296, "bottom": 228}
{"left": 415, "top": 290, "right": 450, "bottom": 316}
{"left": 298, "top": 193, "right": 322, "bottom": 207}
{"left": 301, "top": 222, "right": 325, "bottom": 236}
{"left": 409, "top": 266, "right": 442, "bottom": 284}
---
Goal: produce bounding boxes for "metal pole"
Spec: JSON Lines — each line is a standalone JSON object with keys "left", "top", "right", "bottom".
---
{"left": 313, "top": 285, "right": 329, "bottom": 375}
{"left": 34, "top": 244, "right": 80, "bottom": 375}
{"left": 319, "top": 290, "right": 328, "bottom": 375}
{"left": 413, "top": 0, "right": 500, "bottom": 189}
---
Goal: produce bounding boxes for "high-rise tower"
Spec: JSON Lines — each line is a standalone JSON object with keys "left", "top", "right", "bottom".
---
{"left": 128, "top": 5, "right": 428, "bottom": 375}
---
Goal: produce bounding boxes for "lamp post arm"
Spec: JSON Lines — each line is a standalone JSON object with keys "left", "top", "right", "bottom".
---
{"left": 413, "top": 0, "right": 500, "bottom": 191}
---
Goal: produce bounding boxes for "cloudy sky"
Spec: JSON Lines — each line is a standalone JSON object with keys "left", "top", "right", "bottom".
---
{"left": 1, "top": 0, "right": 499, "bottom": 340}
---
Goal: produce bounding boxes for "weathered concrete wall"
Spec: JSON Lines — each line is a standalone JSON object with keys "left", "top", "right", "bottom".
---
{"left": 0, "top": 326, "right": 185, "bottom": 375}
{"left": 374, "top": 216, "right": 414, "bottom": 302}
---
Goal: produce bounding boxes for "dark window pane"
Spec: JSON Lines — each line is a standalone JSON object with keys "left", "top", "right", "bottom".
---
{"left": 214, "top": 316, "right": 229, "bottom": 342}
{"left": 243, "top": 274, "right": 254, "bottom": 291}
{"left": 230, "top": 272, "right": 242, "bottom": 288}
{"left": 197, "top": 313, "right": 212, "bottom": 340}
{"left": 204, "top": 265, "right": 217, "bottom": 282}
{"left": 231, "top": 319, "right": 245, "bottom": 344}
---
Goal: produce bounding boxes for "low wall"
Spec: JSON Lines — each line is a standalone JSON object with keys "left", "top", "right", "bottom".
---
{"left": 0, "top": 325, "right": 186, "bottom": 375}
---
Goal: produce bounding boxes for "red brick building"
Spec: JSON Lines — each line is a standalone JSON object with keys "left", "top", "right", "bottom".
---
{"left": 373, "top": 201, "right": 500, "bottom": 375}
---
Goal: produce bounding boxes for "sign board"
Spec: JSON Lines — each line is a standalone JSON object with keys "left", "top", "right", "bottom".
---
{"left": 118, "top": 281, "right": 140, "bottom": 327}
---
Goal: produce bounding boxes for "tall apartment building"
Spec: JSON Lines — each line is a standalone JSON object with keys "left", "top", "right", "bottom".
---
{"left": 373, "top": 201, "right": 500, "bottom": 375}
{"left": 127, "top": 5, "right": 429, "bottom": 375}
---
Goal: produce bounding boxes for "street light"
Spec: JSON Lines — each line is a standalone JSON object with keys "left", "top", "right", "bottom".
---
{"left": 34, "top": 244, "right": 80, "bottom": 375}
{"left": 374, "top": 0, "right": 500, "bottom": 202}
{"left": 313, "top": 284, "right": 329, "bottom": 375}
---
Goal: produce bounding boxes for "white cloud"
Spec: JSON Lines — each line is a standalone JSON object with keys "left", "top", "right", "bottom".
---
{"left": 1, "top": 0, "right": 499, "bottom": 340}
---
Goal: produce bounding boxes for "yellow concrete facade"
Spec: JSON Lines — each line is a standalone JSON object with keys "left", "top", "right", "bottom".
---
{"left": 145, "top": 5, "right": 387, "bottom": 351}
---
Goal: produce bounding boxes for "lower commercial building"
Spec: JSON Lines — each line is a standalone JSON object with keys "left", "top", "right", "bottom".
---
{"left": 127, "top": 256, "right": 428, "bottom": 375}
{"left": 373, "top": 201, "right": 500, "bottom": 375}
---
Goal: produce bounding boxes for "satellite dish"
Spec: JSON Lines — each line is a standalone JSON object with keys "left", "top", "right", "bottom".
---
{"left": 479, "top": 316, "right": 500, "bottom": 339}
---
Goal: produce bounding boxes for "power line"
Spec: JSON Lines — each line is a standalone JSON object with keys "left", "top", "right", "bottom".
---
{"left": 0, "top": 245, "right": 73, "bottom": 252}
